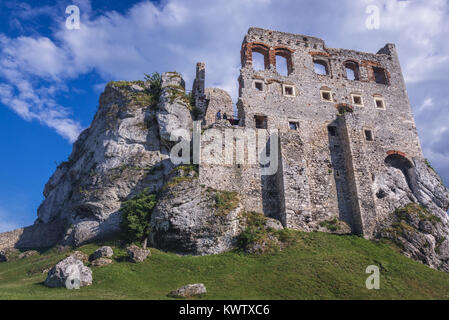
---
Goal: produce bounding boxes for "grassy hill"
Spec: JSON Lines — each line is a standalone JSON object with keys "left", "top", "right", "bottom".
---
{"left": 0, "top": 231, "right": 448, "bottom": 300}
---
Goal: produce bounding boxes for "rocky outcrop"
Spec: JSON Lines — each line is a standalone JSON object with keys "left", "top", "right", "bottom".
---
{"left": 374, "top": 158, "right": 449, "bottom": 271}
{"left": 150, "top": 167, "right": 243, "bottom": 255}
{"left": 0, "top": 72, "right": 193, "bottom": 250}
{"left": 89, "top": 246, "right": 113, "bottom": 261}
{"left": 168, "top": 283, "right": 207, "bottom": 298}
{"left": 44, "top": 256, "right": 92, "bottom": 288}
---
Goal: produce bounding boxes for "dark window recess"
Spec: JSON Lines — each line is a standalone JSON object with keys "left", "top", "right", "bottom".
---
{"left": 284, "top": 85, "right": 294, "bottom": 95}
{"left": 373, "top": 67, "right": 387, "bottom": 84}
{"left": 255, "top": 82, "right": 263, "bottom": 91}
{"left": 289, "top": 122, "right": 298, "bottom": 130}
{"left": 364, "top": 130, "right": 374, "bottom": 141}
{"left": 255, "top": 115, "right": 267, "bottom": 129}
{"left": 375, "top": 99, "right": 384, "bottom": 109}
{"left": 353, "top": 95, "right": 362, "bottom": 105}
{"left": 322, "top": 91, "right": 331, "bottom": 101}
{"left": 328, "top": 126, "right": 337, "bottom": 136}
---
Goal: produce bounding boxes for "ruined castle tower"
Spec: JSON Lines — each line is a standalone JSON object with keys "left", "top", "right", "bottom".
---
{"left": 196, "top": 27, "right": 424, "bottom": 238}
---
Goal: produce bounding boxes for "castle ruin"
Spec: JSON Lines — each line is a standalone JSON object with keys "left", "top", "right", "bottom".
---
{"left": 193, "top": 27, "right": 423, "bottom": 239}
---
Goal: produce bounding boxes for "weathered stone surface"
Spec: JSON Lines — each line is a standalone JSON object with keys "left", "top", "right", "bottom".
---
{"left": 69, "top": 251, "right": 89, "bottom": 263}
{"left": 374, "top": 158, "right": 449, "bottom": 271}
{"left": 150, "top": 168, "right": 243, "bottom": 255}
{"left": 156, "top": 72, "right": 192, "bottom": 143}
{"left": 168, "top": 283, "right": 207, "bottom": 298}
{"left": 18, "top": 250, "right": 39, "bottom": 259}
{"left": 91, "top": 257, "right": 113, "bottom": 267}
{"left": 126, "top": 245, "right": 150, "bottom": 263}
{"left": 89, "top": 246, "right": 113, "bottom": 261}
{"left": 44, "top": 256, "right": 92, "bottom": 288}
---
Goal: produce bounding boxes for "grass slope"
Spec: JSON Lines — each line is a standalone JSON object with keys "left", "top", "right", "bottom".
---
{"left": 0, "top": 231, "right": 448, "bottom": 300}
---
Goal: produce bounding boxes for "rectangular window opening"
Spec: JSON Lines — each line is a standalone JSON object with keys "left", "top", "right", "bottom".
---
{"left": 254, "top": 81, "right": 263, "bottom": 91}
{"left": 255, "top": 115, "right": 267, "bottom": 129}
{"left": 289, "top": 121, "right": 298, "bottom": 131}
{"left": 321, "top": 90, "right": 332, "bottom": 102}
{"left": 283, "top": 85, "right": 295, "bottom": 97}
{"left": 364, "top": 129, "right": 374, "bottom": 141}
{"left": 375, "top": 98, "right": 385, "bottom": 109}
{"left": 352, "top": 94, "right": 363, "bottom": 106}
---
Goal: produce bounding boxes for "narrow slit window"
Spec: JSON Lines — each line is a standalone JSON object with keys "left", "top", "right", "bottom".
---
{"left": 364, "top": 129, "right": 374, "bottom": 141}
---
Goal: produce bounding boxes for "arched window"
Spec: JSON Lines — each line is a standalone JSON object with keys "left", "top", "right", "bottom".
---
{"left": 252, "top": 51, "right": 265, "bottom": 71}
{"left": 314, "top": 60, "right": 329, "bottom": 75}
{"left": 344, "top": 61, "right": 359, "bottom": 80}
{"left": 276, "top": 55, "right": 288, "bottom": 76}
{"left": 275, "top": 48, "right": 293, "bottom": 75}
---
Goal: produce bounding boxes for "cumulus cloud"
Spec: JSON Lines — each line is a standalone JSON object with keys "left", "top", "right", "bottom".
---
{"left": 0, "top": 0, "right": 449, "bottom": 183}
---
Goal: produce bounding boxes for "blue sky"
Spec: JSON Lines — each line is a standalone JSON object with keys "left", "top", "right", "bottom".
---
{"left": 0, "top": 0, "right": 448, "bottom": 231}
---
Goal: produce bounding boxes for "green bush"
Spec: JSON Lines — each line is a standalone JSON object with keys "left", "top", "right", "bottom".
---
{"left": 144, "top": 72, "right": 162, "bottom": 108}
{"left": 120, "top": 189, "right": 157, "bottom": 244}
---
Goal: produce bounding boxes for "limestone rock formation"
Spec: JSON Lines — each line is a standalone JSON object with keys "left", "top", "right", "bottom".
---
{"left": 374, "top": 157, "right": 449, "bottom": 271}
{"left": 44, "top": 256, "right": 92, "bottom": 288}
{"left": 168, "top": 283, "right": 207, "bottom": 298}
{"left": 150, "top": 167, "right": 243, "bottom": 255}
{"left": 0, "top": 72, "right": 192, "bottom": 251}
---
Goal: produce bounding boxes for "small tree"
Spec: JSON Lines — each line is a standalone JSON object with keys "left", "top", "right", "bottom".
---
{"left": 144, "top": 72, "right": 162, "bottom": 108}
{"left": 120, "top": 189, "right": 157, "bottom": 248}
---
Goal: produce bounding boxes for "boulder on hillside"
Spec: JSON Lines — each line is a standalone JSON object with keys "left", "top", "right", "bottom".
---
{"left": 91, "top": 257, "right": 113, "bottom": 267}
{"left": 89, "top": 246, "right": 113, "bottom": 261}
{"left": 69, "top": 251, "right": 89, "bottom": 263}
{"left": 168, "top": 283, "right": 207, "bottom": 298}
{"left": 44, "top": 256, "right": 92, "bottom": 288}
{"left": 126, "top": 244, "right": 150, "bottom": 263}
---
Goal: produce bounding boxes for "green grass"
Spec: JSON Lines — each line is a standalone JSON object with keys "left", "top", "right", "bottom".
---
{"left": 1, "top": 232, "right": 449, "bottom": 300}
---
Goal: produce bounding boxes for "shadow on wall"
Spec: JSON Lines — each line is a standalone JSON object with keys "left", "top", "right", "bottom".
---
{"left": 327, "top": 119, "right": 354, "bottom": 229}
